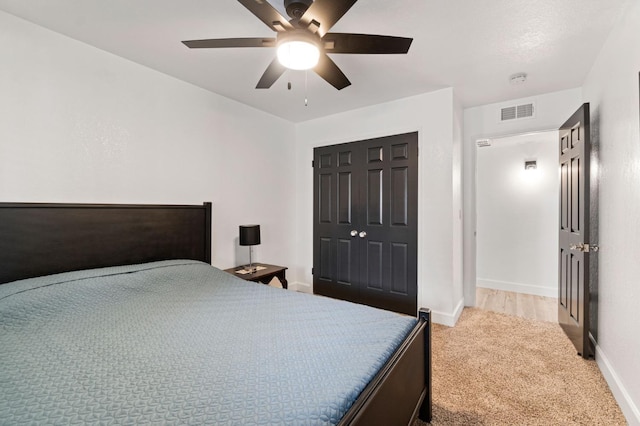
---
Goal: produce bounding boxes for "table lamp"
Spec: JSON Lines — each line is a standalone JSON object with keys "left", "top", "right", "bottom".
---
{"left": 239, "top": 224, "right": 260, "bottom": 273}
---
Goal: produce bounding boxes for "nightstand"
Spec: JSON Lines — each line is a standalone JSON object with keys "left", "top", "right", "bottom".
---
{"left": 224, "top": 263, "right": 288, "bottom": 289}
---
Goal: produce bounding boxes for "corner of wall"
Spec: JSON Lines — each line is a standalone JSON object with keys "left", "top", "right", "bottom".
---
{"left": 288, "top": 281, "right": 313, "bottom": 294}
{"left": 431, "top": 298, "right": 465, "bottom": 327}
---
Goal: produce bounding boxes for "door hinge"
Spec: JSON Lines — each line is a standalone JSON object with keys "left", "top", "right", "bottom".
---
{"left": 311, "top": 160, "right": 315, "bottom": 167}
{"left": 311, "top": 267, "right": 314, "bottom": 275}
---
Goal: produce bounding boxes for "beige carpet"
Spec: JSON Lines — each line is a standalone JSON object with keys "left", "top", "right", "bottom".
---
{"left": 415, "top": 308, "right": 625, "bottom": 425}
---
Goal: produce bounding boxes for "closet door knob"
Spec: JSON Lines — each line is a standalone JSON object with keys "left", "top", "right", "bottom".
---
{"left": 359, "top": 231, "right": 367, "bottom": 238}
{"left": 350, "top": 230, "right": 358, "bottom": 237}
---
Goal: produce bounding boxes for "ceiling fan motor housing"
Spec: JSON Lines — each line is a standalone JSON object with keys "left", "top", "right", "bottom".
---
{"left": 277, "top": 29, "right": 321, "bottom": 48}
{"left": 285, "top": 0, "right": 313, "bottom": 19}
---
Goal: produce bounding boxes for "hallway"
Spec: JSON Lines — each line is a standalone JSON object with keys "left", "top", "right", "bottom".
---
{"left": 476, "top": 287, "right": 557, "bottom": 322}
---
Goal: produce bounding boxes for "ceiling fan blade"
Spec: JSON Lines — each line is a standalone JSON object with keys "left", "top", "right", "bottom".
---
{"left": 323, "top": 33, "right": 413, "bottom": 54}
{"left": 256, "top": 58, "right": 287, "bottom": 89}
{"left": 314, "top": 53, "right": 351, "bottom": 90}
{"left": 298, "top": 0, "right": 358, "bottom": 37}
{"left": 182, "top": 38, "right": 276, "bottom": 49}
{"left": 237, "top": 0, "right": 294, "bottom": 32}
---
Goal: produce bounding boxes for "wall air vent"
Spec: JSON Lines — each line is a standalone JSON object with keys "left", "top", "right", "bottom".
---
{"left": 517, "top": 103, "right": 534, "bottom": 118}
{"left": 499, "top": 102, "right": 535, "bottom": 122}
{"left": 501, "top": 106, "right": 517, "bottom": 121}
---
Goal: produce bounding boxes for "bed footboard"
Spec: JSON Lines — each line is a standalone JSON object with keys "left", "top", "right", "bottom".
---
{"left": 339, "top": 308, "right": 432, "bottom": 425}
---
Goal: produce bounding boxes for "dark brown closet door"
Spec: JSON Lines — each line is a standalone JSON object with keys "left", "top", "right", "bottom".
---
{"left": 313, "top": 142, "right": 361, "bottom": 303}
{"left": 558, "top": 103, "right": 593, "bottom": 358}
{"left": 313, "top": 132, "right": 418, "bottom": 315}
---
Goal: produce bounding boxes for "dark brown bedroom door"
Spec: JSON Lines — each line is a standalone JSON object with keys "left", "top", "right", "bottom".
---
{"left": 558, "top": 103, "right": 594, "bottom": 358}
{"left": 313, "top": 132, "right": 418, "bottom": 315}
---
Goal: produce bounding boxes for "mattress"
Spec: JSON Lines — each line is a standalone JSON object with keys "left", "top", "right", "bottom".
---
{"left": 0, "top": 260, "right": 417, "bottom": 425}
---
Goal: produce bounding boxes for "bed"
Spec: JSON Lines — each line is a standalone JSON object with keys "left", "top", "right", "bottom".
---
{"left": 0, "top": 202, "right": 431, "bottom": 425}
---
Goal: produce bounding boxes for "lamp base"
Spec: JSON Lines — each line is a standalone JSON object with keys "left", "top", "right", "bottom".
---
{"left": 244, "top": 265, "right": 257, "bottom": 273}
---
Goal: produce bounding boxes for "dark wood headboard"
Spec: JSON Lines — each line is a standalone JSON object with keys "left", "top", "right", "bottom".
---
{"left": 0, "top": 202, "right": 212, "bottom": 284}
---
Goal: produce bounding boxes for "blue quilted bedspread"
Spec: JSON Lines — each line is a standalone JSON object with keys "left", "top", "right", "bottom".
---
{"left": 0, "top": 260, "right": 417, "bottom": 425}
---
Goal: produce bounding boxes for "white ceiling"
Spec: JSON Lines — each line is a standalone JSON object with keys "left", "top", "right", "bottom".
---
{"left": 0, "top": 0, "right": 629, "bottom": 123}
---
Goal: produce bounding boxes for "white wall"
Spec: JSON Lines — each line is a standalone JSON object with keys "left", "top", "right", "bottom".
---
{"left": 293, "top": 89, "right": 464, "bottom": 325}
{"left": 0, "top": 10, "right": 297, "bottom": 270}
{"left": 463, "top": 88, "right": 583, "bottom": 305}
{"left": 476, "top": 132, "right": 559, "bottom": 297}
{"left": 581, "top": 0, "right": 640, "bottom": 422}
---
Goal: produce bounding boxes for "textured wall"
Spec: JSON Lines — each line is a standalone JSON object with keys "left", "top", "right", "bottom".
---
{"left": 0, "top": 10, "right": 297, "bottom": 271}
{"left": 581, "top": 0, "right": 640, "bottom": 421}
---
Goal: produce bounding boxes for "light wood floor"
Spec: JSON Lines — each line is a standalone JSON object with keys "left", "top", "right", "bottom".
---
{"left": 476, "top": 288, "right": 558, "bottom": 323}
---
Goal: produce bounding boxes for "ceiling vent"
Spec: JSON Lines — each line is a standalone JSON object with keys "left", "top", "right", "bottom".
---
{"left": 476, "top": 138, "right": 492, "bottom": 148}
{"left": 499, "top": 102, "right": 535, "bottom": 122}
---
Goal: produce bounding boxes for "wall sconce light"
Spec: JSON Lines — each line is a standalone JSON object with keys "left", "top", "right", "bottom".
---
{"left": 524, "top": 160, "right": 537, "bottom": 170}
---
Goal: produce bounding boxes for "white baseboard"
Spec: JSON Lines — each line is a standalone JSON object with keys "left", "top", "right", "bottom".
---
{"left": 289, "top": 283, "right": 465, "bottom": 328}
{"left": 430, "top": 298, "right": 465, "bottom": 327}
{"left": 288, "top": 281, "right": 313, "bottom": 294}
{"left": 591, "top": 336, "right": 640, "bottom": 425}
{"left": 477, "top": 278, "right": 557, "bottom": 298}
{"left": 290, "top": 283, "right": 465, "bottom": 327}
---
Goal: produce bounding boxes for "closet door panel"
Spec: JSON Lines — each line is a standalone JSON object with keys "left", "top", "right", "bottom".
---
{"left": 367, "top": 169, "right": 384, "bottom": 226}
{"left": 313, "top": 147, "right": 360, "bottom": 302}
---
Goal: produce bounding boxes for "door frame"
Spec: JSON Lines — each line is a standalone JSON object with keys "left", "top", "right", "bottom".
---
{"left": 466, "top": 128, "right": 561, "bottom": 307}
{"left": 312, "top": 132, "right": 419, "bottom": 315}
{"left": 465, "top": 129, "right": 560, "bottom": 300}
{"left": 305, "top": 126, "right": 425, "bottom": 294}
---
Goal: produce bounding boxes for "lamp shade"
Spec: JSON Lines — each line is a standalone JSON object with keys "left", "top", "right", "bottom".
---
{"left": 239, "top": 225, "right": 260, "bottom": 246}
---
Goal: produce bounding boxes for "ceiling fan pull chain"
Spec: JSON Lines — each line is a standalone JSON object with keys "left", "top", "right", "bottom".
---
{"left": 305, "top": 70, "right": 309, "bottom": 107}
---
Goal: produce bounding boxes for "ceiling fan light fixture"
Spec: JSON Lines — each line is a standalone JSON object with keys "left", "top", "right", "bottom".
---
{"left": 277, "top": 41, "right": 319, "bottom": 70}
{"left": 276, "top": 30, "right": 321, "bottom": 71}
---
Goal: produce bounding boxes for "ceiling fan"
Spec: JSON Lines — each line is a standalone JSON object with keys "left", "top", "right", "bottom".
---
{"left": 182, "top": 0, "right": 413, "bottom": 90}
